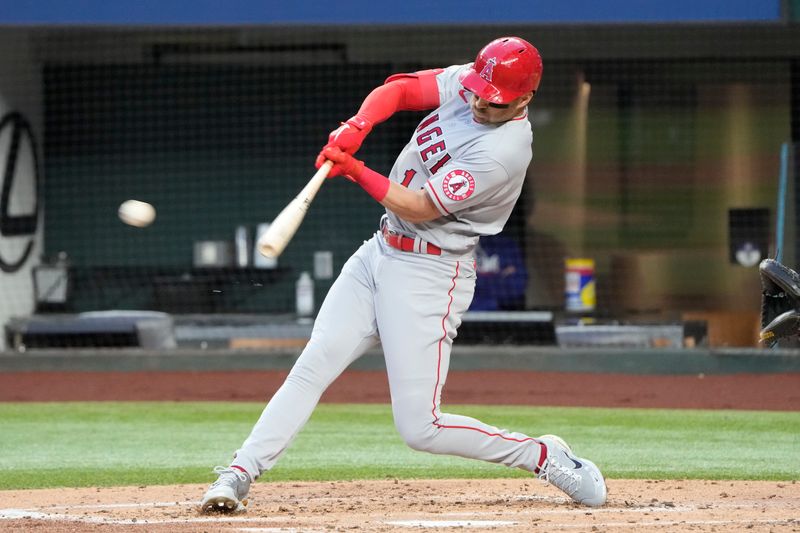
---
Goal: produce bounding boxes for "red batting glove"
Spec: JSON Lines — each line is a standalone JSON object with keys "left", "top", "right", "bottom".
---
{"left": 316, "top": 146, "right": 365, "bottom": 181}
{"left": 315, "top": 146, "right": 390, "bottom": 202}
{"left": 314, "top": 115, "right": 372, "bottom": 170}
{"left": 326, "top": 115, "right": 373, "bottom": 155}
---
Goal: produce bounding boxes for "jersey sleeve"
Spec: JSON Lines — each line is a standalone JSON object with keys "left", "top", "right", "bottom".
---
{"left": 383, "top": 68, "right": 443, "bottom": 110}
{"left": 423, "top": 154, "right": 510, "bottom": 216}
{"left": 434, "top": 64, "right": 472, "bottom": 107}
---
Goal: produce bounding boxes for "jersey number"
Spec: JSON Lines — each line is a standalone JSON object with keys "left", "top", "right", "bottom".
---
{"left": 401, "top": 169, "right": 416, "bottom": 188}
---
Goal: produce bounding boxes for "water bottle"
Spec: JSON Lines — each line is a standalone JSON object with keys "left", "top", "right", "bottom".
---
{"left": 235, "top": 225, "right": 250, "bottom": 267}
{"left": 295, "top": 271, "right": 314, "bottom": 317}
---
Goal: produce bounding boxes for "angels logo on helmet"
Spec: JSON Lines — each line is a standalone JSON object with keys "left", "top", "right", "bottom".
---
{"left": 479, "top": 57, "right": 496, "bottom": 83}
{"left": 442, "top": 169, "right": 475, "bottom": 201}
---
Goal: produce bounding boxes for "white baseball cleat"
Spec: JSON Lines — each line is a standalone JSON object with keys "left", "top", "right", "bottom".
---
{"left": 536, "top": 434, "right": 607, "bottom": 507}
{"left": 200, "top": 466, "right": 251, "bottom": 513}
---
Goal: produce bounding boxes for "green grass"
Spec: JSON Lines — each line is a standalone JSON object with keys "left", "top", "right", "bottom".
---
{"left": 0, "top": 402, "right": 797, "bottom": 490}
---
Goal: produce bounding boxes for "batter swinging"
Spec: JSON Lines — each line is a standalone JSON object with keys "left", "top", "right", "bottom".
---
{"left": 202, "top": 36, "right": 607, "bottom": 512}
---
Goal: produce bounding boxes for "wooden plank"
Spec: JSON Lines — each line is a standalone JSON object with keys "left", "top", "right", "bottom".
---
{"left": 229, "top": 338, "right": 308, "bottom": 349}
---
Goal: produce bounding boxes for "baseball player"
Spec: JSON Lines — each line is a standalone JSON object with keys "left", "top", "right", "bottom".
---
{"left": 202, "top": 36, "right": 607, "bottom": 513}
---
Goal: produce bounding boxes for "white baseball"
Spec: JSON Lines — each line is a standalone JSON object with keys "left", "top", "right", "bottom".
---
{"left": 118, "top": 199, "right": 156, "bottom": 227}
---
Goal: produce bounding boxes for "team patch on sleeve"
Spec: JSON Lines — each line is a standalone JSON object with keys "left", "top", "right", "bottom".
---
{"left": 442, "top": 169, "right": 475, "bottom": 201}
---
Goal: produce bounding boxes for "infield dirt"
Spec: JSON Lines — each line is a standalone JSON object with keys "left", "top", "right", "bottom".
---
{"left": 0, "top": 369, "right": 798, "bottom": 532}
{"left": 1, "top": 478, "right": 798, "bottom": 532}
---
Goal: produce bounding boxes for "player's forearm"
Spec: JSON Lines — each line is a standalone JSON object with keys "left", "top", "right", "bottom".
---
{"left": 320, "top": 148, "right": 440, "bottom": 223}
{"left": 332, "top": 76, "right": 438, "bottom": 154}
{"left": 379, "top": 182, "right": 440, "bottom": 223}
{"left": 349, "top": 166, "right": 438, "bottom": 223}
{"left": 356, "top": 77, "right": 436, "bottom": 126}
{"left": 355, "top": 83, "right": 404, "bottom": 125}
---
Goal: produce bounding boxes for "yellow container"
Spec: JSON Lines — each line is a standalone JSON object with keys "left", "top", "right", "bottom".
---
{"left": 565, "top": 258, "right": 596, "bottom": 312}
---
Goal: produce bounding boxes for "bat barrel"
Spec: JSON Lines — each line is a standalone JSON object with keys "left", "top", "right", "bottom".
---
{"left": 257, "top": 161, "right": 333, "bottom": 259}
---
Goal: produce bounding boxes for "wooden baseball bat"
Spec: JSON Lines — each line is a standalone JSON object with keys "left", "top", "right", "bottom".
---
{"left": 257, "top": 160, "right": 334, "bottom": 258}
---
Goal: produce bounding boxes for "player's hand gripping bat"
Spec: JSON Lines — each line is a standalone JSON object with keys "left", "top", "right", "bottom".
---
{"left": 257, "top": 160, "right": 334, "bottom": 258}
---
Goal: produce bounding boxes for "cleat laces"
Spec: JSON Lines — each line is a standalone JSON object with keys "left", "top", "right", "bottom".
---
{"left": 539, "top": 457, "right": 581, "bottom": 498}
{"left": 211, "top": 465, "right": 249, "bottom": 487}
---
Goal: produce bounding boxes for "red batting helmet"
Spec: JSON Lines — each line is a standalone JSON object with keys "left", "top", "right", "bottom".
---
{"left": 458, "top": 36, "right": 543, "bottom": 104}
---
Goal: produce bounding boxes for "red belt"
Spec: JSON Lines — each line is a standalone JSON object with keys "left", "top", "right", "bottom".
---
{"left": 382, "top": 225, "right": 442, "bottom": 255}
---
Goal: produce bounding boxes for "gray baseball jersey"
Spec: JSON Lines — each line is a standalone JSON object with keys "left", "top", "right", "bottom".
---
{"left": 386, "top": 64, "right": 533, "bottom": 255}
